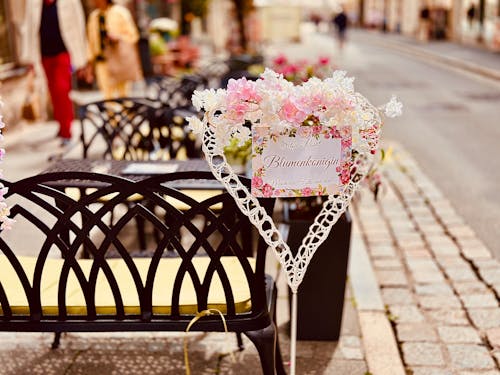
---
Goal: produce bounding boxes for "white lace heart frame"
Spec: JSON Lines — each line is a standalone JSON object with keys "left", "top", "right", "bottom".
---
{"left": 201, "top": 93, "right": 381, "bottom": 293}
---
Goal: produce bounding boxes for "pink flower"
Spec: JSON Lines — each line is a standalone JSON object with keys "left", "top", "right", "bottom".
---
{"left": 312, "top": 125, "right": 322, "bottom": 135}
{"left": 301, "top": 187, "right": 313, "bottom": 196}
{"left": 262, "top": 183, "right": 274, "bottom": 197}
{"left": 280, "top": 98, "right": 307, "bottom": 124}
{"left": 308, "top": 93, "right": 327, "bottom": 112}
{"left": 225, "top": 101, "right": 250, "bottom": 123}
{"left": 282, "top": 64, "right": 299, "bottom": 77}
{"left": 318, "top": 56, "right": 330, "bottom": 66}
{"left": 227, "top": 77, "right": 261, "bottom": 104}
{"left": 297, "top": 126, "right": 311, "bottom": 138}
{"left": 273, "top": 54, "right": 288, "bottom": 66}
{"left": 340, "top": 126, "right": 352, "bottom": 137}
{"left": 336, "top": 161, "right": 351, "bottom": 184}
{"left": 342, "top": 139, "right": 352, "bottom": 148}
{"left": 329, "top": 127, "right": 340, "bottom": 138}
{"left": 252, "top": 176, "right": 263, "bottom": 189}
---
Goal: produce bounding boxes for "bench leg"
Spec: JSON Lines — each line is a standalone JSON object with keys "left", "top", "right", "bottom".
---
{"left": 51, "top": 332, "right": 62, "bottom": 350}
{"left": 244, "top": 323, "right": 278, "bottom": 375}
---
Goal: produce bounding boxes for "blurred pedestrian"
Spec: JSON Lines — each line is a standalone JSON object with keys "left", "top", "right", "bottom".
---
{"left": 22, "top": 0, "right": 91, "bottom": 146}
{"left": 467, "top": 3, "right": 477, "bottom": 28}
{"left": 418, "top": 5, "right": 431, "bottom": 41}
{"left": 332, "top": 7, "right": 348, "bottom": 50}
{"left": 311, "top": 13, "right": 322, "bottom": 31}
{"left": 87, "top": 0, "right": 141, "bottom": 99}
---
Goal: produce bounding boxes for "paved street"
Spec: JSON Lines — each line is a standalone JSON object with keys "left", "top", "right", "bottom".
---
{"left": 347, "top": 30, "right": 500, "bottom": 263}
{"left": 1, "top": 26, "right": 500, "bottom": 374}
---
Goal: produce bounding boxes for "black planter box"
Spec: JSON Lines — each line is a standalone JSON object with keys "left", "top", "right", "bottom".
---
{"left": 287, "top": 210, "right": 352, "bottom": 341}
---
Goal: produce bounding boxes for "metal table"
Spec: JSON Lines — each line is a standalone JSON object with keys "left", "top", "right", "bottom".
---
{"left": 41, "top": 158, "right": 223, "bottom": 189}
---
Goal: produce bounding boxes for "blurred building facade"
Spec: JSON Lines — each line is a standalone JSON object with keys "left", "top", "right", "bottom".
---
{"left": 358, "top": 0, "right": 500, "bottom": 47}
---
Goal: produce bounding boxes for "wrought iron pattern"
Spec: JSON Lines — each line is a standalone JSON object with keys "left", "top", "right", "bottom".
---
{"left": 146, "top": 75, "right": 207, "bottom": 110}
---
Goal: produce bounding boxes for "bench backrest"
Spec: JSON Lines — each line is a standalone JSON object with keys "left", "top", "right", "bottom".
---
{"left": 0, "top": 171, "right": 274, "bottom": 327}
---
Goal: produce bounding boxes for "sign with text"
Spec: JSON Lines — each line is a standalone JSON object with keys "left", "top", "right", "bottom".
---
{"left": 251, "top": 125, "right": 351, "bottom": 198}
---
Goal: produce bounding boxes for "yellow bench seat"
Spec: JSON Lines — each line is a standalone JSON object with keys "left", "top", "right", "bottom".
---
{"left": 0, "top": 255, "right": 253, "bottom": 316}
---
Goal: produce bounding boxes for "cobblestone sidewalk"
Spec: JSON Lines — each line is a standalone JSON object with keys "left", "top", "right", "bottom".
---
{"left": 354, "top": 141, "right": 500, "bottom": 374}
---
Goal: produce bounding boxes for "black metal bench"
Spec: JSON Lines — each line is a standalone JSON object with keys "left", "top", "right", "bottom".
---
{"left": 0, "top": 171, "right": 285, "bottom": 374}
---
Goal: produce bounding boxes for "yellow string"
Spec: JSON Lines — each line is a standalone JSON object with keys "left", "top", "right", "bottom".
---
{"left": 184, "top": 309, "right": 235, "bottom": 375}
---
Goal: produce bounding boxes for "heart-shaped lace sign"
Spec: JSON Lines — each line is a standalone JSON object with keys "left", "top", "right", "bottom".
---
{"left": 187, "top": 69, "right": 402, "bottom": 292}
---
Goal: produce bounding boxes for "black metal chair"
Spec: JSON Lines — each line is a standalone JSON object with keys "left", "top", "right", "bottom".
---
{"left": 146, "top": 74, "right": 208, "bottom": 111}
{"left": 0, "top": 171, "right": 285, "bottom": 374}
{"left": 75, "top": 97, "right": 203, "bottom": 250}
{"left": 77, "top": 97, "right": 201, "bottom": 161}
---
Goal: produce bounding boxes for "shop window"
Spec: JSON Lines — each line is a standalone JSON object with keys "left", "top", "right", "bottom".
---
{"left": 0, "top": 0, "right": 16, "bottom": 69}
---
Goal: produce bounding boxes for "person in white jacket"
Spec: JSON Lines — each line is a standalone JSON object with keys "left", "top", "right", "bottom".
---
{"left": 22, "top": 0, "right": 90, "bottom": 145}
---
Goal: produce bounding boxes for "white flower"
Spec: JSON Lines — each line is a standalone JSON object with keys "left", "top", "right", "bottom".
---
{"left": 191, "top": 90, "right": 204, "bottom": 111}
{"left": 203, "top": 89, "right": 222, "bottom": 112}
{"left": 245, "top": 107, "right": 262, "bottom": 123}
{"left": 236, "top": 126, "right": 251, "bottom": 145}
{"left": 214, "top": 126, "right": 231, "bottom": 153}
{"left": 259, "top": 68, "right": 281, "bottom": 87}
{"left": 383, "top": 95, "right": 403, "bottom": 118}
{"left": 328, "top": 70, "right": 355, "bottom": 92}
{"left": 186, "top": 116, "right": 204, "bottom": 134}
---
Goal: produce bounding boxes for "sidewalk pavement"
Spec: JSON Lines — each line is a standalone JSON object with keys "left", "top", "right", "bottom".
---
{"left": 1, "top": 27, "right": 499, "bottom": 374}
{"left": 353, "top": 143, "right": 500, "bottom": 374}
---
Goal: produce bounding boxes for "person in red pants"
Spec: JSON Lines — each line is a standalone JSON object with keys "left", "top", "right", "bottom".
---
{"left": 22, "top": 0, "right": 91, "bottom": 146}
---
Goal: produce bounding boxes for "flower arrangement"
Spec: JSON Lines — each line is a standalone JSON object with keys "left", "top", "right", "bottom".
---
{"left": 186, "top": 68, "right": 401, "bottom": 202}
{"left": 271, "top": 54, "right": 334, "bottom": 85}
{"left": 0, "top": 100, "right": 13, "bottom": 230}
{"left": 188, "top": 68, "right": 400, "bottom": 152}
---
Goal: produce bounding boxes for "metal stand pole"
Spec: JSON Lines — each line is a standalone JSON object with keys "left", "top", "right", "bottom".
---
{"left": 290, "top": 290, "right": 298, "bottom": 375}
